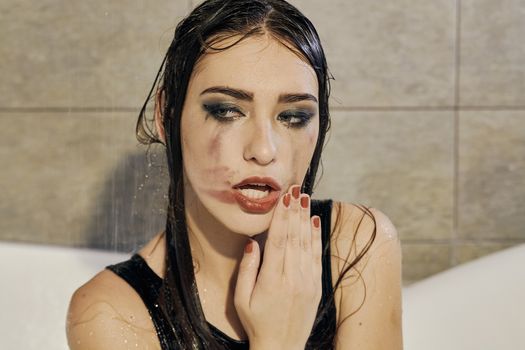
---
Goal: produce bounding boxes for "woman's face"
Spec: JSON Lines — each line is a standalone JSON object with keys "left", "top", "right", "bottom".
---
{"left": 180, "top": 34, "right": 319, "bottom": 236}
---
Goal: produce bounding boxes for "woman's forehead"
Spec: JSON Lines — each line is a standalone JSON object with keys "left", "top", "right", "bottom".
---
{"left": 189, "top": 35, "right": 318, "bottom": 97}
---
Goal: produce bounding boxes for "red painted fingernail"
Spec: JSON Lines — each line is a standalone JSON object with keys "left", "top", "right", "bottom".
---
{"left": 292, "top": 186, "right": 300, "bottom": 199}
{"left": 283, "top": 193, "right": 291, "bottom": 207}
{"left": 301, "top": 196, "right": 309, "bottom": 209}
{"left": 313, "top": 216, "right": 320, "bottom": 228}
{"left": 244, "top": 240, "right": 253, "bottom": 253}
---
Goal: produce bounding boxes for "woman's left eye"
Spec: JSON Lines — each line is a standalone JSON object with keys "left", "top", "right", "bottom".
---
{"left": 277, "top": 111, "right": 314, "bottom": 128}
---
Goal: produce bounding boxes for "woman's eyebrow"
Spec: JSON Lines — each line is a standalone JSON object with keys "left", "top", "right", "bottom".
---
{"left": 200, "top": 86, "right": 253, "bottom": 100}
{"left": 200, "top": 86, "right": 318, "bottom": 104}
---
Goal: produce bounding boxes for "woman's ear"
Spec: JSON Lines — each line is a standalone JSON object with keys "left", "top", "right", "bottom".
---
{"left": 154, "top": 87, "right": 167, "bottom": 144}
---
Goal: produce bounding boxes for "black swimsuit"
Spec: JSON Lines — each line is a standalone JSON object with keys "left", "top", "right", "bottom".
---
{"left": 106, "top": 199, "right": 336, "bottom": 349}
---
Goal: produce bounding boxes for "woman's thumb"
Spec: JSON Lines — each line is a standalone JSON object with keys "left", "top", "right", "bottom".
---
{"left": 234, "top": 239, "right": 260, "bottom": 312}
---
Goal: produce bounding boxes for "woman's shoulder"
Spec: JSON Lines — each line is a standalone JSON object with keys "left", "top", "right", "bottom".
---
{"left": 66, "top": 261, "right": 160, "bottom": 349}
{"left": 327, "top": 200, "right": 400, "bottom": 278}
{"left": 326, "top": 200, "right": 403, "bottom": 348}
{"left": 328, "top": 200, "right": 399, "bottom": 250}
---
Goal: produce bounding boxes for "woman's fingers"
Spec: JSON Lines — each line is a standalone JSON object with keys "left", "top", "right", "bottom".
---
{"left": 311, "top": 215, "right": 322, "bottom": 286}
{"left": 299, "top": 194, "right": 312, "bottom": 270}
{"left": 284, "top": 185, "right": 302, "bottom": 278}
{"left": 258, "top": 190, "right": 290, "bottom": 279}
{"left": 234, "top": 239, "right": 260, "bottom": 312}
{"left": 234, "top": 185, "right": 323, "bottom": 347}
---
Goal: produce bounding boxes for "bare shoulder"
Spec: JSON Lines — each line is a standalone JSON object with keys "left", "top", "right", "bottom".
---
{"left": 66, "top": 266, "right": 160, "bottom": 349}
{"left": 66, "top": 230, "right": 166, "bottom": 348}
{"left": 328, "top": 201, "right": 400, "bottom": 270}
{"left": 329, "top": 201, "right": 399, "bottom": 243}
{"left": 329, "top": 201, "right": 403, "bottom": 349}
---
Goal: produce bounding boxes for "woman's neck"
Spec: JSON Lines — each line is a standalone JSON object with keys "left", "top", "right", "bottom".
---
{"left": 184, "top": 196, "right": 267, "bottom": 290}
{"left": 183, "top": 194, "right": 267, "bottom": 341}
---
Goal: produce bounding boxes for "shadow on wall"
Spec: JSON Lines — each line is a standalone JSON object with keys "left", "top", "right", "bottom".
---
{"left": 82, "top": 144, "right": 169, "bottom": 252}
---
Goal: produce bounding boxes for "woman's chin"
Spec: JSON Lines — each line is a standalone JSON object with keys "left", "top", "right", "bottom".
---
{"left": 229, "top": 223, "right": 270, "bottom": 237}
{"left": 224, "top": 210, "right": 273, "bottom": 236}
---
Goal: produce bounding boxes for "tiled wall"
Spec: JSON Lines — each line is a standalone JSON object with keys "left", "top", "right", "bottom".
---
{"left": 1, "top": 0, "right": 524, "bottom": 285}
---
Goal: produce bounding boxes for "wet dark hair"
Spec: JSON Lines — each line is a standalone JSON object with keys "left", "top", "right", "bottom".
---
{"left": 136, "top": 0, "right": 376, "bottom": 348}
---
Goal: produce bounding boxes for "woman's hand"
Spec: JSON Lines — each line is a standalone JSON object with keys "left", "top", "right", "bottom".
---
{"left": 234, "top": 184, "right": 322, "bottom": 350}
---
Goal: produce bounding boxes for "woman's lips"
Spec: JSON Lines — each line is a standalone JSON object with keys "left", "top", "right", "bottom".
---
{"left": 232, "top": 176, "right": 282, "bottom": 191}
{"left": 232, "top": 188, "right": 282, "bottom": 214}
{"left": 207, "top": 176, "right": 281, "bottom": 214}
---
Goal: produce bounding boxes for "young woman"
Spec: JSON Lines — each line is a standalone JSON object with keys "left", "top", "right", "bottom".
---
{"left": 66, "top": 0, "right": 403, "bottom": 349}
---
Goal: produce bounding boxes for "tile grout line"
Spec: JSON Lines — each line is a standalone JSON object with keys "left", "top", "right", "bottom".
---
{"left": 2, "top": 106, "right": 525, "bottom": 114}
{"left": 401, "top": 238, "right": 525, "bottom": 245}
{"left": 331, "top": 105, "right": 525, "bottom": 111}
{"left": 0, "top": 107, "right": 144, "bottom": 113}
{"left": 451, "top": 0, "right": 462, "bottom": 267}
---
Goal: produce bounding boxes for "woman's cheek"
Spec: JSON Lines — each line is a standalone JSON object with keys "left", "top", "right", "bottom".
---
{"left": 183, "top": 127, "right": 239, "bottom": 204}
{"left": 292, "top": 128, "right": 318, "bottom": 182}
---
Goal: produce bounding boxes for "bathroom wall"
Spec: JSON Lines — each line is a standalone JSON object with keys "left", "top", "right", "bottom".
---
{"left": 1, "top": 0, "right": 524, "bottom": 285}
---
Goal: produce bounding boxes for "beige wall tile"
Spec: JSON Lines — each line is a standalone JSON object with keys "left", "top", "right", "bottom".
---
{"left": 455, "top": 242, "right": 521, "bottom": 265}
{"left": 0, "top": 113, "right": 168, "bottom": 251}
{"left": 294, "top": 0, "right": 456, "bottom": 107}
{"left": 0, "top": 0, "right": 189, "bottom": 108}
{"left": 458, "top": 111, "right": 525, "bottom": 239}
{"left": 401, "top": 242, "right": 451, "bottom": 284}
{"left": 192, "top": 0, "right": 457, "bottom": 107}
{"left": 460, "top": 0, "right": 525, "bottom": 106}
{"left": 313, "top": 110, "right": 454, "bottom": 241}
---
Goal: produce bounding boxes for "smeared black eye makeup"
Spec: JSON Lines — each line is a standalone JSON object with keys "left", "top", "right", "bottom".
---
{"left": 202, "top": 103, "right": 245, "bottom": 122}
{"left": 277, "top": 109, "right": 315, "bottom": 128}
{"left": 202, "top": 102, "right": 315, "bottom": 129}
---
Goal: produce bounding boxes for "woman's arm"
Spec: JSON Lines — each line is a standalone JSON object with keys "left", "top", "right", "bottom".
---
{"left": 333, "top": 205, "right": 403, "bottom": 349}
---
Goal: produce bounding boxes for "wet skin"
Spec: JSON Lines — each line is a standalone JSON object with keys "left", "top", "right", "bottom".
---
{"left": 65, "top": 26, "right": 402, "bottom": 350}
{"left": 153, "top": 33, "right": 320, "bottom": 341}
{"left": 179, "top": 34, "right": 319, "bottom": 239}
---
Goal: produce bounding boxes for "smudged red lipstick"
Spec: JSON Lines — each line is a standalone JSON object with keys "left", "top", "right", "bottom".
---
{"left": 231, "top": 176, "right": 282, "bottom": 213}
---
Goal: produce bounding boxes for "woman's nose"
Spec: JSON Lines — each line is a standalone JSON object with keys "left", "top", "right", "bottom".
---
{"left": 243, "top": 118, "right": 277, "bottom": 165}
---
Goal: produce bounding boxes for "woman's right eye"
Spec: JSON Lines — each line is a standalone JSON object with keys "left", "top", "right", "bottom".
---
{"left": 202, "top": 103, "right": 244, "bottom": 122}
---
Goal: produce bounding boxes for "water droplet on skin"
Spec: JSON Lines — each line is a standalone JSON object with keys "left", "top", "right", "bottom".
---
{"left": 124, "top": 339, "right": 128, "bottom": 344}
{"left": 379, "top": 256, "right": 392, "bottom": 266}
